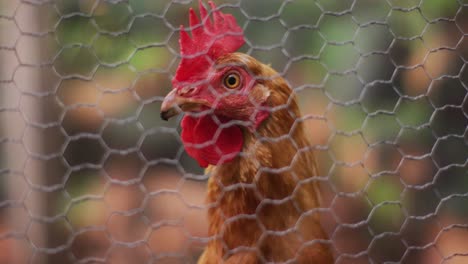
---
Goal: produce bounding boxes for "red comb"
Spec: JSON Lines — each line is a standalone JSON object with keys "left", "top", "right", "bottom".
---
{"left": 173, "top": 0, "right": 245, "bottom": 85}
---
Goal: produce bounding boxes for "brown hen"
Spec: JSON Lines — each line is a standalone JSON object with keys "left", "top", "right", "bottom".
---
{"left": 160, "top": 1, "right": 333, "bottom": 263}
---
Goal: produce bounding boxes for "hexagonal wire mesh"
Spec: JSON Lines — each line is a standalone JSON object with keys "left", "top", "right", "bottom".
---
{"left": 0, "top": 0, "right": 467, "bottom": 263}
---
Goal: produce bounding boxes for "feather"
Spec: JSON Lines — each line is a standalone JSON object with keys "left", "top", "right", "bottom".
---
{"left": 196, "top": 53, "right": 334, "bottom": 264}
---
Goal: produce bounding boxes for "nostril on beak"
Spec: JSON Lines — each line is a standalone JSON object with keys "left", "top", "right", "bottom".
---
{"left": 180, "top": 86, "right": 196, "bottom": 96}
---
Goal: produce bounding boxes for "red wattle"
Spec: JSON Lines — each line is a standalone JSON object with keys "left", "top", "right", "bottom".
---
{"left": 181, "top": 115, "right": 243, "bottom": 168}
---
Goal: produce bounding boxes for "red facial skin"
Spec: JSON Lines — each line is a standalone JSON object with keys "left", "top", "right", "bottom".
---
{"left": 178, "top": 63, "right": 269, "bottom": 168}
{"left": 166, "top": 1, "right": 264, "bottom": 168}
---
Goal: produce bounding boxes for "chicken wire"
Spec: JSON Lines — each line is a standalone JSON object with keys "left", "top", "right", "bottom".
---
{"left": 0, "top": 0, "right": 467, "bottom": 263}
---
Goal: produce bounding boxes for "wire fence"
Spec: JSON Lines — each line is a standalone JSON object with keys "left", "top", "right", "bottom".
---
{"left": 0, "top": 0, "right": 467, "bottom": 263}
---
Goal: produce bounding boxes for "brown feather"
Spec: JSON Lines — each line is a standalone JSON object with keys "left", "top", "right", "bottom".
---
{"left": 198, "top": 53, "right": 334, "bottom": 264}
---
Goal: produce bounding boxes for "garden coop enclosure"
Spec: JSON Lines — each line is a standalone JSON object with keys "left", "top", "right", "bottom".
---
{"left": 0, "top": 0, "right": 467, "bottom": 263}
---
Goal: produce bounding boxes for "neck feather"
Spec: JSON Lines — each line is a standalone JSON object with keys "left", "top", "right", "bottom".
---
{"left": 203, "top": 84, "right": 332, "bottom": 262}
{"left": 212, "top": 83, "right": 319, "bottom": 189}
{"left": 202, "top": 61, "right": 332, "bottom": 263}
{"left": 207, "top": 87, "right": 322, "bottom": 213}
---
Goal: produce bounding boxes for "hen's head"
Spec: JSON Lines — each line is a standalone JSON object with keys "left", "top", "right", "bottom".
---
{"left": 161, "top": 1, "right": 274, "bottom": 167}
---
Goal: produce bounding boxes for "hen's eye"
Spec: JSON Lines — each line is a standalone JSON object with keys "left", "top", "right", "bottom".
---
{"left": 223, "top": 73, "right": 241, "bottom": 89}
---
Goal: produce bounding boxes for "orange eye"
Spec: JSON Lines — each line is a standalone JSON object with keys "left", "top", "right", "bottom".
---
{"left": 223, "top": 73, "right": 241, "bottom": 89}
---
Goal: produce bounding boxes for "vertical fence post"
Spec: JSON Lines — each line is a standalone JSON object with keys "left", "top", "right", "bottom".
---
{"left": 0, "top": 1, "right": 46, "bottom": 263}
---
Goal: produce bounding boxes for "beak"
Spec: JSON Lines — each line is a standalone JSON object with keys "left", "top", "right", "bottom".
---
{"left": 160, "top": 89, "right": 209, "bottom": 121}
{"left": 160, "top": 89, "right": 180, "bottom": 121}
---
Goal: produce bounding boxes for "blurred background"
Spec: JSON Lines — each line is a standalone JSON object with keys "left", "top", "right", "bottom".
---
{"left": 0, "top": 0, "right": 467, "bottom": 263}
